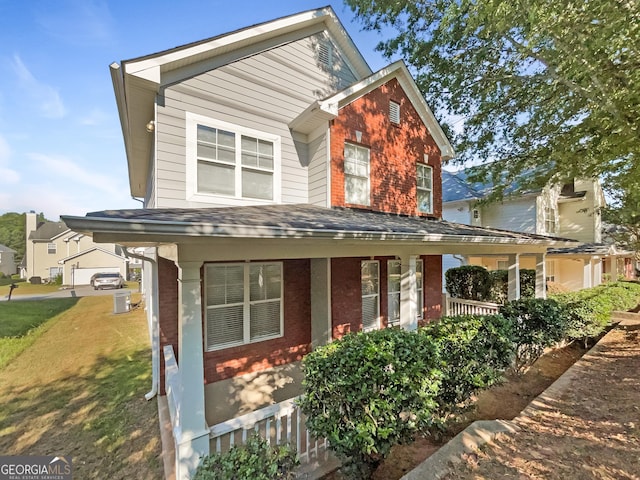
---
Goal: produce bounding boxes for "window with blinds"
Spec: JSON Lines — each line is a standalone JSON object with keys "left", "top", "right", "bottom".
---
{"left": 205, "top": 262, "right": 283, "bottom": 350}
{"left": 361, "top": 260, "right": 380, "bottom": 332}
{"left": 344, "top": 143, "right": 370, "bottom": 205}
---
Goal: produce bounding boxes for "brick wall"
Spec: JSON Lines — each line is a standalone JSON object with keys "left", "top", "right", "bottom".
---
{"left": 158, "top": 256, "right": 178, "bottom": 396}
{"left": 423, "top": 255, "right": 443, "bottom": 322}
{"left": 330, "top": 78, "right": 442, "bottom": 218}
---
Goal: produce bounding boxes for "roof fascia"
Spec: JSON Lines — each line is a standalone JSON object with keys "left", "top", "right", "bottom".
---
{"left": 58, "top": 246, "right": 124, "bottom": 263}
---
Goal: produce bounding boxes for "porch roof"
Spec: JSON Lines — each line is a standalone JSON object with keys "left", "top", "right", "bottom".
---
{"left": 548, "top": 242, "right": 634, "bottom": 258}
{"left": 62, "top": 204, "right": 577, "bottom": 253}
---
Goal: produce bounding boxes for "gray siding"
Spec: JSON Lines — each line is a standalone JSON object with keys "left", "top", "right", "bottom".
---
{"left": 154, "top": 33, "right": 357, "bottom": 208}
{"left": 307, "top": 133, "right": 328, "bottom": 207}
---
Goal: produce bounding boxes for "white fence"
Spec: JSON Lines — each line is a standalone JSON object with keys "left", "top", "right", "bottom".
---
{"left": 209, "top": 397, "right": 328, "bottom": 466}
{"left": 443, "top": 294, "right": 500, "bottom": 316}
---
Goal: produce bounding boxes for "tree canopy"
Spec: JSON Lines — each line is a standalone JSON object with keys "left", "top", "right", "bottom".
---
{"left": 0, "top": 212, "right": 48, "bottom": 266}
{"left": 345, "top": 0, "right": 639, "bottom": 198}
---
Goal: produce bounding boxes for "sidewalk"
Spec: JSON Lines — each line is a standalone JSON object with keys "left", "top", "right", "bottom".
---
{"left": 403, "top": 312, "right": 640, "bottom": 480}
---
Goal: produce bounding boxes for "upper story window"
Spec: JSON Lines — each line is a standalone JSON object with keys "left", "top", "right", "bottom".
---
{"left": 389, "top": 101, "right": 400, "bottom": 124}
{"left": 186, "top": 113, "right": 281, "bottom": 204}
{"left": 344, "top": 143, "right": 370, "bottom": 206}
{"left": 361, "top": 260, "right": 380, "bottom": 332}
{"left": 47, "top": 243, "right": 56, "bottom": 254}
{"left": 204, "top": 262, "right": 283, "bottom": 351}
{"left": 544, "top": 206, "right": 558, "bottom": 234}
{"left": 417, "top": 163, "right": 433, "bottom": 214}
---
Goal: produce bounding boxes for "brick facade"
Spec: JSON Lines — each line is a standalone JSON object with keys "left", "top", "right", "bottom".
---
{"left": 158, "top": 256, "right": 179, "bottom": 396}
{"left": 330, "top": 78, "right": 443, "bottom": 218}
{"left": 423, "top": 255, "right": 443, "bottom": 322}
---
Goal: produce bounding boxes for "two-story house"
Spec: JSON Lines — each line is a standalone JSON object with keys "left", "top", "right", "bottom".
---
{"left": 23, "top": 212, "right": 128, "bottom": 285}
{"left": 0, "top": 244, "right": 16, "bottom": 277}
{"left": 442, "top": 169, "right": 632, "bottom": 291}
{"left": 62, "top": 8, "right": 574, "bottom": 479}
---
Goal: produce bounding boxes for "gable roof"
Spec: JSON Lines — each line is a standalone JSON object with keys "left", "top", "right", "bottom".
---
{"left": 57, "top": 246, "right": 125, "bottom": 264}
{"left": 111, "top": 6, "right": 372, "bottom": 197}
{"left": 28, "top": 222, "right": 69, "bottom": 241}
{"left": 289, "top": 61, "right": 454, "bottom": 159}
{"left": 0, "top": 244, "right": 16, "bottom": 254}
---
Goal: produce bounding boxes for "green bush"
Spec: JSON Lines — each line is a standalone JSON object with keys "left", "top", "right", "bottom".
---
{"left": 299, "top": 328, "right": 442, "bottom": 479}
{"left": 488, "top": 269, "right": 536, "bottom": 303}
{"left": 552, "top": 281, "right": 640, "bottom": 344}
{"left": 445, "top": 265, "right": 492, "bottom": 301}
{"left": 193, "top": 433, "right": 298, "bottom": 480}
{"left": 421, "top": 314, "right": 514, "bottom": 418}
{"left": 499, "top": 298, "right": 568, "bottom": 373}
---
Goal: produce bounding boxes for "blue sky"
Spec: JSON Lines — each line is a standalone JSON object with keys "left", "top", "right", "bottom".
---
{"left": 0, "top": 1, "right": 394, "bottom": 220}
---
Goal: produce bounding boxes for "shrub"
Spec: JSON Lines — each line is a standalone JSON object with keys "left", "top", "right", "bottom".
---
{"left": 193, "top": 433, "right": 298, "bottom": 480}
{"left": 499, "top": 298, "right": 569, "bottom": 373}
{"left": 488, "top": 269, "right": 536, "bottom": 303}
{"left": 421, "top": 314, "right": 514, "bottom": 418}
{"left": 445, "top": 265, "right": 492, "bottom": 301}
{"left": 552, "top": 281, "right": 640, "bottom": 344}
{"left": 299, "top": 328, "right": 442, "bottom": 479}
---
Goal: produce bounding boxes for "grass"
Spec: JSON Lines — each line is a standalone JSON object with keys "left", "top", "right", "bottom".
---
{"left": 0, "top": 295, "right": 162, "bottom": 479}
{"left": 0, "top": 281, "right": 62, "bottom": 297}
{"left": 0, "top": 298, "right": 79, "bottom": 368}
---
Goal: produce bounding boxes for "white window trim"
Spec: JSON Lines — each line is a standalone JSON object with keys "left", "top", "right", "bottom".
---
{"left": 204, "top": 261, "right": 284, "bottom": 352}
{"left": 416, "top": 259, "right": 424, "bottom": 321}
{"left": 361, "top": 260, "right": 380, "bottom": 332}
{"left": 544, "top": 206, "right": 558, "bottom": 234}
{"left": 47, "top": 243, "right": 57, "bottom": 254}
{"left": 388, "top": 259, "right": 424, "bottom": 325}
{"left": 344, "top": 143, "right": 371, "bottom": 206}
{"left": 417, "top": 163, "right": 433, "bottom": 214}
{"left": 387, "top": 260, "right": 401, "bottom": 327}
{"left": 186, "top": 112, "right": 282, "bottom": 205}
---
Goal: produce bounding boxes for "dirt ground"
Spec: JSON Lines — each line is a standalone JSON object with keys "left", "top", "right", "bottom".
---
{"left": 443, "top": 320, "right": 640, "bottom": 480}
{"left": 323, "top": 341, "right": 587, "bottom": 480}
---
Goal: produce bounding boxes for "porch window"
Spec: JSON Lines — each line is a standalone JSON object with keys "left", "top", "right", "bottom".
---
{"left": 344, "top": 143, "right": 370, "bottom": 205}
{"left": 387, "top": 259, "right": 423, "bottom": 326}
{"left": 205, "top": 262, "right": 283, "bottom": 351}
{"left": 417, "top": 164, "right": 433, "bottom": 214}
{"left": 186, "top": 113, "right": 280, "bottom": 204}
{"left": 47, "top": 243, "right": 56, "bottom": 254}
{"left": 361, "top": 260, "right": 380, "bottom": 331}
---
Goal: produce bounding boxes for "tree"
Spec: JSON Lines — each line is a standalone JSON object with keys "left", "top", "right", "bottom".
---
{"left": 0, "top": 211, "right": 48, "bottom": 266}
{"left": 602, "top": 186, "right": 640, "bottom": 260}
{"left": 345, "top": 0, "right": 640, "bottom": 199}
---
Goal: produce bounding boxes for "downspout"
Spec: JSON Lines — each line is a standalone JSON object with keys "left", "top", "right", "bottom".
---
{"left": 124, "top": 247, "right": 160, "bottom": 400}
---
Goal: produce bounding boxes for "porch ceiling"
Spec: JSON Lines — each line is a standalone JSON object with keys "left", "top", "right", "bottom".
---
{"left": 62, "top": 204, "right": 578, "bottom": 258}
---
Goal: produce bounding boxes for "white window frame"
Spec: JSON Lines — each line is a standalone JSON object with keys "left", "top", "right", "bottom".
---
{"left": 47, "top": 243, "right": 57, "bottom": 254}
{"left": 344, "top": 143, "right": 370, "bottom": 206}
{"left": 546, "top": 260, "right": 556, "bottom": 283}
{"left": 497, "top": 259, "right": 510, "bottom": 270}
{"left": 544, "top": 206, "right": 558, "bottom": 234}
{"left": 204, "top": 261, "right": 284, "bottom": 351}
{"left": 387, "top": 259, "right": 423, "bottom": 326}
{"left": 361, "top": 260, "right": 380, "bottom": 332}
{"left": 389, "top": 101, "right": 400, "bottom": 124}
{"left": 417, "top": 163, "right": 433, "bottom": 214}
{"left": 186, "top": 113, "right": 281, "bottom": 205}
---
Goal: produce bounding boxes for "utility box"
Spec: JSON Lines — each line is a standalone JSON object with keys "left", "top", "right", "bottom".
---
{"left": 113, "top": 290, "right": 131, "bottom": 314}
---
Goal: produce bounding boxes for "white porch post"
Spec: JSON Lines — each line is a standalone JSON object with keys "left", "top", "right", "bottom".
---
{"left": 507, "top": 254, "right": 521, "bottom": 301}
{"left": 583, "top": 259, "right": 593, "bottom": 289}
{"left": 535, "top": 253, "right": 546, "bottom": 299}
{"left": 400, "top": 254, "right": 418, "bottom": 331}
{"left": 592, "top": 257, "right": 602, "bottom": 286}
{"left": 175, "top": 261, "right": 209, "bottom": 480}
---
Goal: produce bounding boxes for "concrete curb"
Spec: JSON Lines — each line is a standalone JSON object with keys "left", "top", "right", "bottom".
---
{"left": 401, "top": 314, "right": 640, "bottom": 480}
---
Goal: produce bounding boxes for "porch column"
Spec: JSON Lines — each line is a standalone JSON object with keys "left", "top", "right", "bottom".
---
{"left": 592, "top": 257, "right": 602, "bottom": 286}
{"left": 583, "top": 259, "right": 593, "bottom": 289}
{"left": 400, "top": 254, "right": 418, "bottom": 331}
{"left": 507, "top": 254, "right": 521, "bottom": 301}
{"left": 310, "top": 258, "right": 332, "bottom": 347}
{"left": 535, "top": 253, "right": 546, "bottom": 299}
{"left": 176, "top": 261, "right": 209, "bottom": 480}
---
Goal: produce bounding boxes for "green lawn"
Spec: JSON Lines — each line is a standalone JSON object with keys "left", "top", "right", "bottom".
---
{"left": 0, "top": 298, "right": 79, "bottom": 368}
{"left": 0, "top": 281, "right": 62, "bottom": 297}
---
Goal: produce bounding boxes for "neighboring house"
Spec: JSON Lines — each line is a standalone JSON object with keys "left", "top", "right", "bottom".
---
{"left": 23, "top": 212, "right": 128, "bottom": 284}
{"left": 62, "top": 8, "right": 573, "bottom": 479}
{"left": 442, "top": 170, "right": 633, "bottom": 291}
{"left": 0, "top": 244, "right": 16, "bottom": 276}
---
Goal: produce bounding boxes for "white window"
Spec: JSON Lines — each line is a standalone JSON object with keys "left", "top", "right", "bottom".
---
{"left": 497, "top": 260, "right": 509, "bottom": 270}
{"left": 546, "top": 261, "right": 556, "bottom": 283}
{"left": 204, "top": 262, "right": 283, "bottom": 351}
{"left": 544, "top": 206, "right": 557, "bottom": 234}
{"left": 361, "top": 260, "right": 380, "bottom": 332}
{"left": 47, "top": 243, "right": 56, "bottom": 254}
{"left": 186, "top": 113, "right": 281, "bottom": 204}
{"left": 387, "top": 259, "right": 423, "bottom": 327}
{"left": 389, "top": 101, "right": 400, "bottom": 124}
{"left": 49, "top": 267, "right": 62, "bottom": 278}
{"left": 417, "top": 164, "right": 433, "bottom": 214}
{"left": 344, "top": 143, "right": 370, "bottom": 205}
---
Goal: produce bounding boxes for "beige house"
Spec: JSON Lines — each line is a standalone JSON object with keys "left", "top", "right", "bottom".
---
{"left": 0, "top": 244, "right": 16, "bottom": 277}
{"left": 442, "top": 172, "right": 634, "bottom": 290}
{"left": 24, "top": 212, "right": 128, "bottom": 284}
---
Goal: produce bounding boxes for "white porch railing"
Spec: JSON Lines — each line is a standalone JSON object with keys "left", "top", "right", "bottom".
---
{"left": 443, "top": 294, "right": 500, "bottom": 316}
{"left": 209, "top": 397, "right": 328, "bottom": 466}
{"left": 163, "top": 345, "right": 182, "bottom": 442}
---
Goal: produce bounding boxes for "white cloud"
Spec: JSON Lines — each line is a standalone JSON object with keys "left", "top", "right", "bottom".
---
{"left": 11, "top": 55, "right": 66, "bottom": 119}
{"left": 0, "top": 135, "right": 20, "bottom": 184}
{"left": 80, "top": 108, "right": 109, "bottom": 126}
{"left": 36, "top": 0, "right": 114, "bottom": 46}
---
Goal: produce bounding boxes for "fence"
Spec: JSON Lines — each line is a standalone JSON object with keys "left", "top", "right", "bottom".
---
{"left": 443, "top": 294, "right": 500, "bottom": 316}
